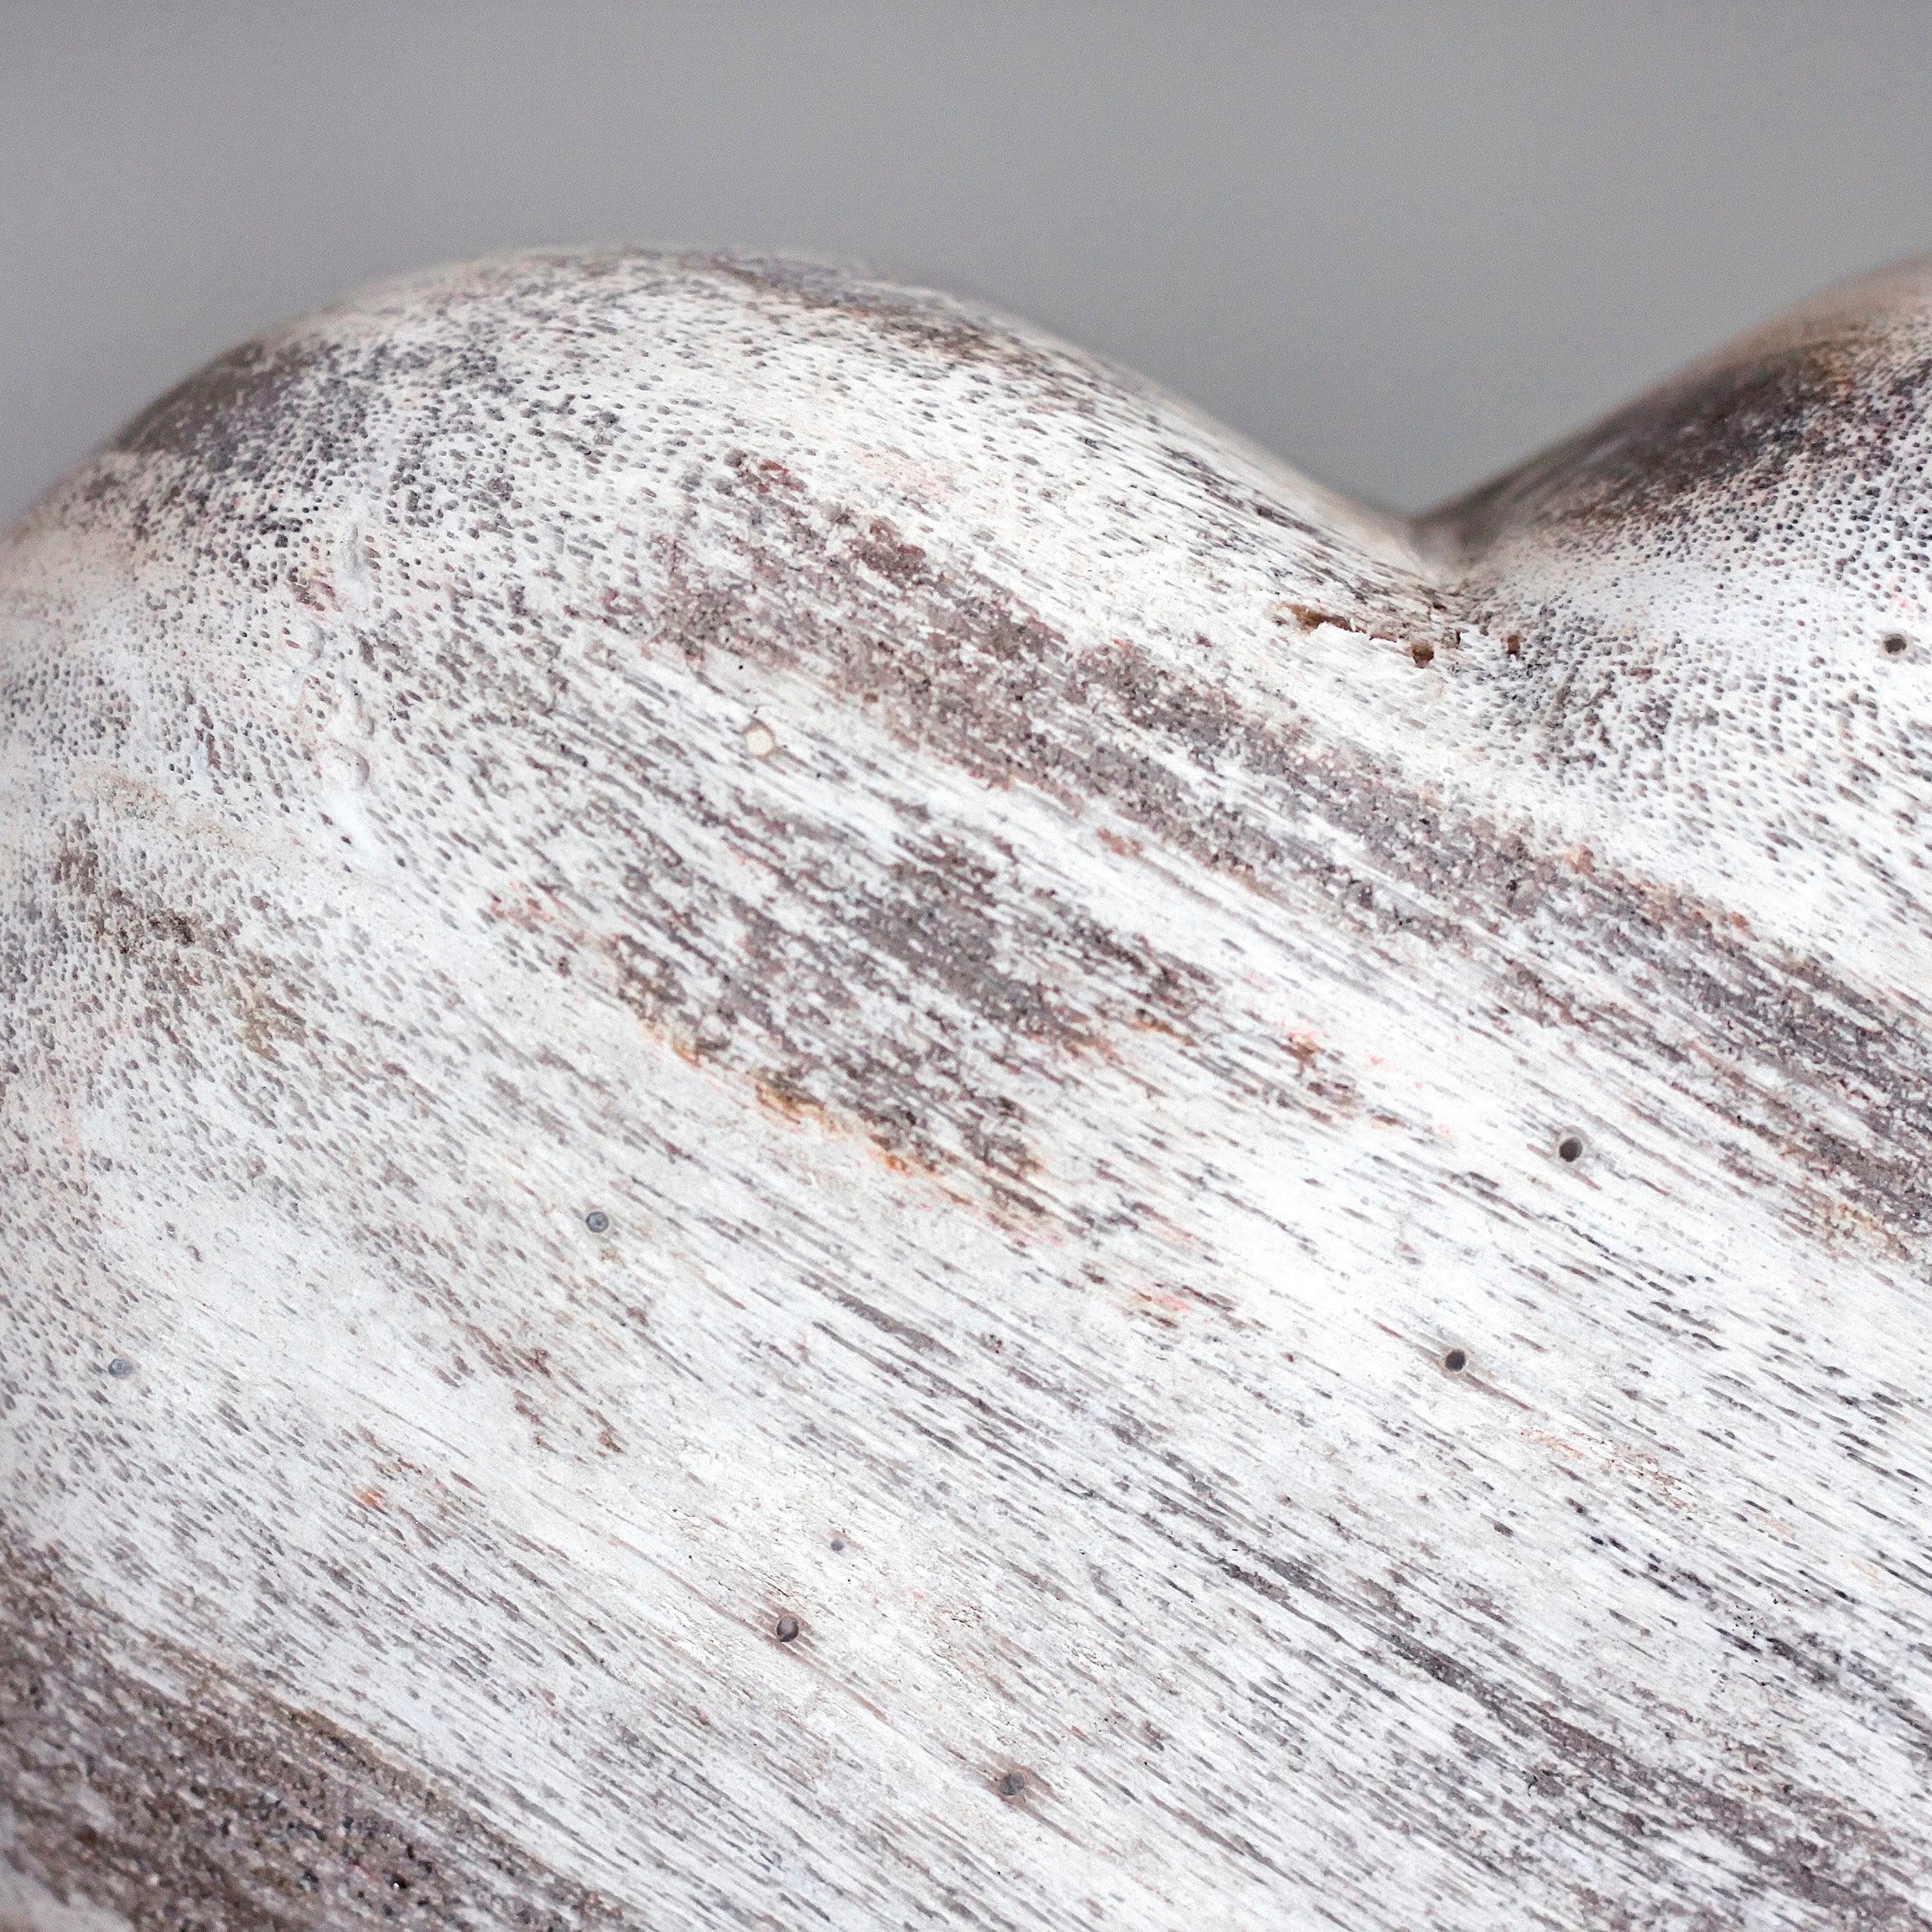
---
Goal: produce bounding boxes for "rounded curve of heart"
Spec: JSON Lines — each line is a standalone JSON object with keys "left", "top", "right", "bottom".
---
{"left": 5, "top": 250, "right": 1931, "bottom": 1932}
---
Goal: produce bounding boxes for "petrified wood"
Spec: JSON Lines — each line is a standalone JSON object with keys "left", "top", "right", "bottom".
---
{"left": 5, "top": 251, "right": 1932, "bottom": 1929}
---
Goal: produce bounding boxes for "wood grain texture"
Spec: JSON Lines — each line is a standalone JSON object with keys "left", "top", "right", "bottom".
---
{"left": 4, "top": 249, "right": 1932, "bottom": 1930}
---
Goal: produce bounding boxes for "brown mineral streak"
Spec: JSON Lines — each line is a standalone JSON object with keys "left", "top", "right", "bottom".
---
{"left": 6, "top": 247, "right": 1932, "bottom": 1930}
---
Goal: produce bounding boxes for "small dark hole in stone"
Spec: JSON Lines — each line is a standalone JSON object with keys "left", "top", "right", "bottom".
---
{"left": 1557, "top": 1132, "right": 1585, "bottom": 1164}
{"left": 1443, "top": 1349, "right": 1468, "bottom": 1374}
{"left": 1410, "top": 641, "right": 1436, "bottom": 667}
{"left": 829, "top": 1537, "right": 846, "bottom": 1552}
{"left": 1883, "top": 633, "right": 1910, "bottom": 657}
{"left": 998, "top": 1770, "right": 1028, "bottom": 1798}
{"left": 106, "top": 1356, "right": 134, "bottom": 1379}
{"left": 584, "top": 1209, "right": 610, "bottom": 1233}
{"left": 1505, "top": 633, "right": 1523, "bottom": 657}
{"left": 774, "top": 1614, "right": 801, "bottom": 1643}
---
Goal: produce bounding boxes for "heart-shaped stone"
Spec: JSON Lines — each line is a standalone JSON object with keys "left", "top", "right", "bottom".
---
{"left": 5, "top": 251, "right": 1930, "bottom": 1932}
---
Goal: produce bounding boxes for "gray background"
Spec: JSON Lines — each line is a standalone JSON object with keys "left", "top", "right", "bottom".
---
{"left": 6, "top": 1, "right": 1932, "bottom": 528}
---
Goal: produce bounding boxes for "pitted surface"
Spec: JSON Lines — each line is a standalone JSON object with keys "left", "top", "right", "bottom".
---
{"left": 4, "top": 249, "right": 1932, "bottom": 1930}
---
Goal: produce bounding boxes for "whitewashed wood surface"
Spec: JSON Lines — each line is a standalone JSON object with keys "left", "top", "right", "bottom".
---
{"left": 5, "top": 249, "right": 1932, "bottom": 1930}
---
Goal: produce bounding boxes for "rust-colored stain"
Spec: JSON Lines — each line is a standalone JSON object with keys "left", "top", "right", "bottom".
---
{"left": 8, "top": 245, "right": 1932, "bottom": 1932}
